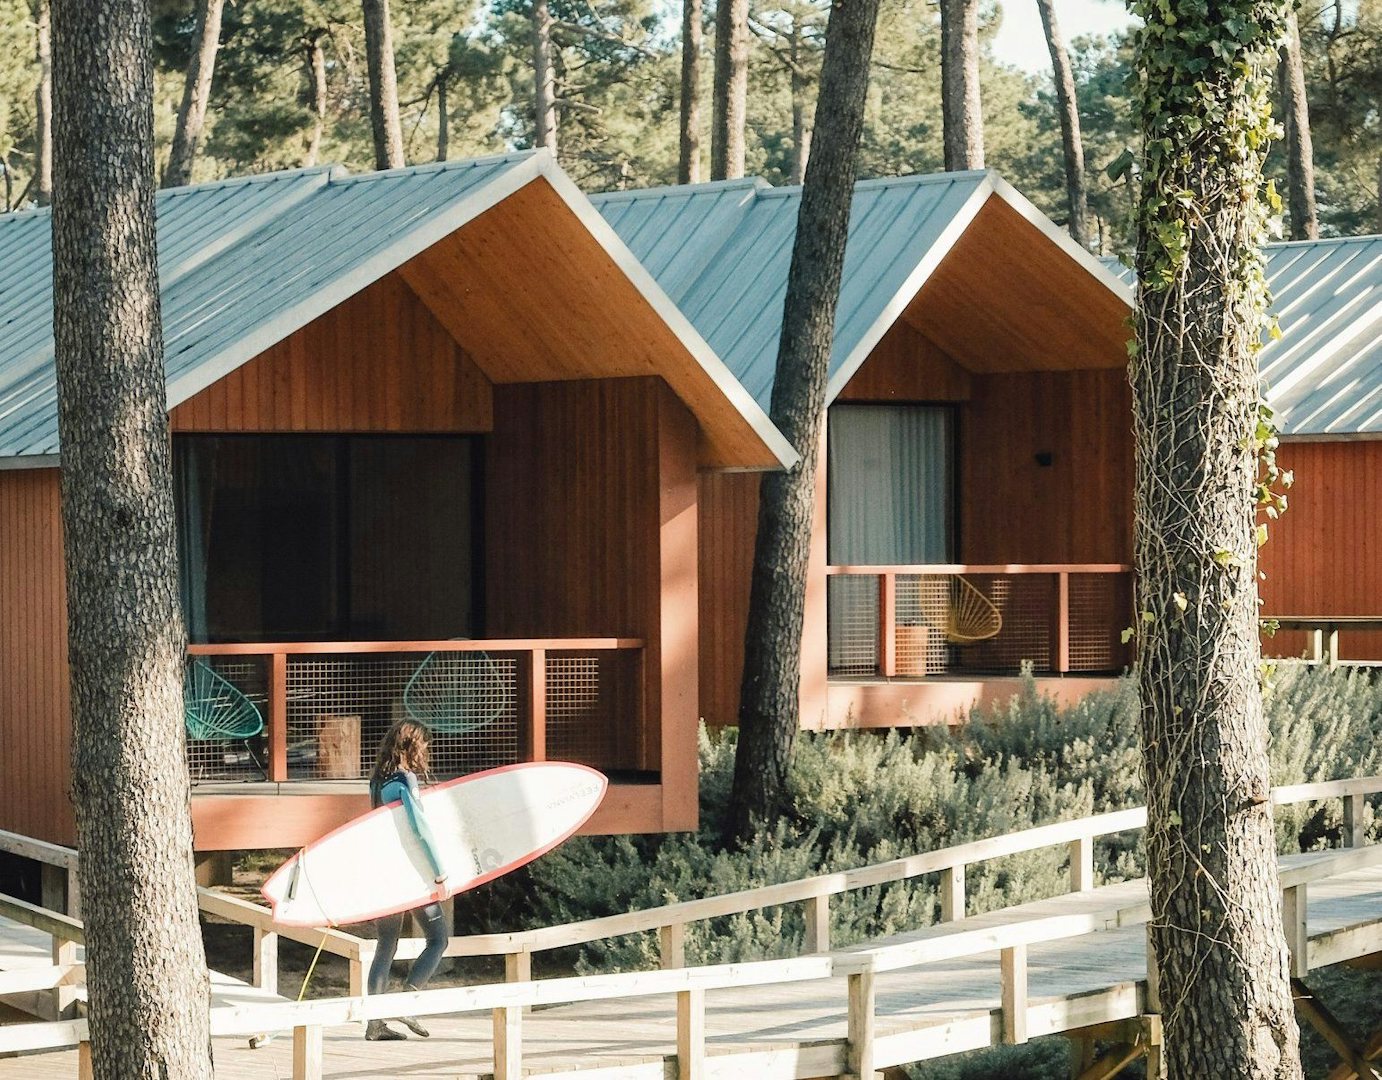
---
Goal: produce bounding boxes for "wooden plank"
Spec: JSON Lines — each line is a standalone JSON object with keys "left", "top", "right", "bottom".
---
{"left": 1283, "top": 884, "right": 1309, "bottom": 977}
{"left": 1309, "top": 918, "right": 1382, "bottom": 970}
{"left": 0, "top": 893, "right": 84, "bottom": 945}
{"left": 825, "top": 563, "right": 1133, "bottom": 576}
{"left": 1069, "top": 836, "right": 1094, "bottom": 892}
{"left": 526, "top": 649, "right": 547, "bottom": 763}
{"left": 1293, "top": 979, "right": 1382, "bottom": 1080}
{"left": 879, "top": 574, "right": 897, "bottom": 678}
{"left": 493, "top": 1005, "right": 522, "bottom": 1080}
{"left": 847, "top": 969, "right": 876, "bottom": 1080}
{"left": 189, "top": 637, "right": 644, "bottom": 656}
{"left": 51, "top": 937, "right": 78, "bottom": 1019}
{"left": 0, "top": 963, "right": 81, "bottom": 996}
{"left": 804, "top": 895, "right": 831, "bottom": 954}
{"left": 505, "top": 950, "right": 532, "bottom": 983}
{"left": 1344, "top": 794, "right": 1364, "bottom": 849}
{"left": 291, "top": 1024, "right": 322, "bottom": 1080}
{"left": 660, "top": 923, "right": 685, "bottom": 970}
{"left": 1001, "top": 944, "right": 1028, "bottom": 1045}
{"left": 254, "top": 928, "right": 279, "bottom": 995}
{"left": 677, "top": 988, "right": 705, "bottom": 1080}
{"left": 940, "top": 864, "right": 966, "bottom": 922}
{"left": 0, "top": 829, "right": 78, "bottom": 870}
{"left": 269, "top": 651, "right": 288, "bottom": 782}
{"left": 1054, "top": 572, "right": 1071, "bottom": 674}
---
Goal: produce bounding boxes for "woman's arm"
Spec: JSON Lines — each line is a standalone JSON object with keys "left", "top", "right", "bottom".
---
{"left": 398, "top": 773, "right": 448, "bottom": 883}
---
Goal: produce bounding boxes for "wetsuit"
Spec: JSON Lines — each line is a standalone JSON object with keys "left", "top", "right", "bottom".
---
{"left": 366, "top": 769, "right": 449, "bottom": 995}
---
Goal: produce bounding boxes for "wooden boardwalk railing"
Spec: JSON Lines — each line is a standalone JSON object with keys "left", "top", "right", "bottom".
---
{"left": 1, "top": 775, "right": 1378, "bottom": 1079}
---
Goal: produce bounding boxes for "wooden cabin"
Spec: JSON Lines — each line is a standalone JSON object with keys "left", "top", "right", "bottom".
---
{"left": 596, "top": 173, "right": 1136, "bottom": 729}
{"left": 0, "top": 151, "right": 795, "bottom": 855}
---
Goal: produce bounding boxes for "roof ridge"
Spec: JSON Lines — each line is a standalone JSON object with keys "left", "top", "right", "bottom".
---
{"left": 329, "top": 150, "right": 541, "bottom": 185}
{"left": 1268, "top": 233, "right": 1382, "bottom": 248}
{"left": 591, "top": 177, "right": 771, "bottom": 202}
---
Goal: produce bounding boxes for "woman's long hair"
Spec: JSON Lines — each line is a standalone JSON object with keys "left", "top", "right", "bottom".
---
{"left": 371, "top": 719, "right": 432, "bottom": 788}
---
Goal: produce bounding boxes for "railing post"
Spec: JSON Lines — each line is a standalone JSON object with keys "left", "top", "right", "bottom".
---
{"left": 677, "top": 987, "right": 706, "bottom": 1080}
{"left": 526, "top": 649, "right": 547, "bottom": 763}
{"left": 1343, "top": 794, "right": 1363, "bottom": 849}
{"left": 78, "top": 1038, "right": 93, "bottom": 1080}
{"left": 1001, "top": 943, "right": 1028, "bottom": 1045}
{"left": 1145, "top": 926, "right": 1161, "bottom": 1014}
{"left": 846, "top": 968, "right": 876, "bottom": 1080}
{"left": 269, "top": 651, "right": 289, "bottom": 781}
{"left": 804, "top": 894, "right": 831, "bottom": 954}
{"left": 52, "top": 936, "right": 78, "bottom": 1019}
{"left": 493, "top": 1004, "right": 523, "bottom": 1080}
{"left": 879, "top": 573, "right": 897, "bottom": 678}
{"left": 505, "top": 948, "right": 532, "bottom": 983}
{"left": 1068, "top": 835, "right": 1094, "bottom": 892}
{"left": 350, "top": 942, "right": 374, "bottom": 998}
{"left": 1283, "top": 883, "right": 1309, "bottom": 977}
{"left": 940, "top": 863, "right": 966, "bottom": 922}
{"left": 659, "top": 923, "right": 685, "bottom": 969}
{"left": 1327, "top": 627, "right": 1341, "bottom": 669}
{"left": 253, "top": 926, "right": 279, "bottom": 995}
{"left": 292, "top": 1024, "right": 322, "bottom": 1080}
{"left": 1053, "top": 572, "right": 1070, "bottom": 674}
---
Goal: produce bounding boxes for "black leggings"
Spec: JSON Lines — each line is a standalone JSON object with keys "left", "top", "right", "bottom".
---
{"left": 368, "top": 902, "right": 447, "bottom": 995}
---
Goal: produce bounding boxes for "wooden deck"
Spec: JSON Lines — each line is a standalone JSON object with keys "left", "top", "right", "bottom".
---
{"left": 3, "top": 858, "right": 1379, "bottom": 1078}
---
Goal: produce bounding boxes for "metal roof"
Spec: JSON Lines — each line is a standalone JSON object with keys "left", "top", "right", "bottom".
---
{"left": 0, "top": 151, "right": 797, "bottom": 469}
{"left": 593, "top": 171, "right": 1131, "bottom": 412}
{"left": 1101, "top": 239, "right": 1382, "bottom": 436}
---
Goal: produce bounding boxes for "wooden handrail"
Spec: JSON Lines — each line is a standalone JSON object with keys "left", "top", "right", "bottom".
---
{"left": 825, "top": 563, "right": 1132, "bottom": 576}
{"left": 0, "top": 827, "right": 80, "bottom": 871}
{"left": 188, "top": 637, "right": 644, "bottom": 656}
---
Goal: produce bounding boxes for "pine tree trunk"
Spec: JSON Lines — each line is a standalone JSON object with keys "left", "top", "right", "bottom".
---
{"left": 49, "top": 0, "right": 213, "bottom": 1077}
{"left": 302, "top": 31, "right": 327, "bottom": 168}
{"left": 362, "top": 0, "right": 405, "bottom": 169}
{"left": 789, "top": 31, "right": 812, "bottom": 184}
{"left": 1280, "top": 12, "right": 1318, "bottom": 240}
{"left": 1036, "top": 0, "right": 1088, "bottom": 247}
{"left": 436, "top": 74, "right": 449, "bottom": 162}
{"left": 1131, "top": 0, "right": 1304, "bottom": 1070}
{"left": 33, "top": 0, "right": 52, "bottom": 206}
{"left": 711, "top": 0, "right": 748, "bottom": 179}
{"left": 162, "top": 0, "right": 225, "bottom": 189}
{"left": 939, "top": 0, "right": 983, "bottom": 170}
{"left": 679, "top": 0, "right": 703, "bottom": 183}
{"left": 730, "top": 0, "right": 881, "bottom": 841}
{"left": 533, "top": 0, "right": 558, "bottom": 154}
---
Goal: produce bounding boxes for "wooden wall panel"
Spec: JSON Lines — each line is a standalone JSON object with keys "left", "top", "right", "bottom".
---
{"left": 836, "top": 320, "right": 972, "bottom": 403}
{"left": 0, "top": 469, "right": 74, "bottom": 846}
{"left": 170, "top": 272, "right": 492, "bottom": 434}
{"left": 698, "top": 471, "right": 759, "bottom": 728}
{"left": 960, "top": 370, "right": 1134, "bottom": 564}
{"left": 484, "top": 377, "right": 700, "bottom": 827}
{"left": 1260, "top": 440, "right": 1382, "bottom": 660}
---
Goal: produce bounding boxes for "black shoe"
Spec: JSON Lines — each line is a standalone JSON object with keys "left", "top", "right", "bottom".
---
{"left": 365, "top": 1020, "right": 406, "bottom": 1041}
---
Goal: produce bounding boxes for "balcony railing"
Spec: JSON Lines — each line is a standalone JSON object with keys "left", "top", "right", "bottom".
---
{"left": 826, "top": 565, "right": 1132, "bottom": 679}
{"left": 184, "top": 638, "right": 645, "bottom": 785}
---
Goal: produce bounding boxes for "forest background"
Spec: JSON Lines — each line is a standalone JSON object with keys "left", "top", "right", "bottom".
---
{"left": 0, "top": 0, "right": 1379, "bottom": 253}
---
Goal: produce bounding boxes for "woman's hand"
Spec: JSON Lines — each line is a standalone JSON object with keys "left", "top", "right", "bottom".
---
{"left": 432, "top": 875, "right": 450, "bottom": 903}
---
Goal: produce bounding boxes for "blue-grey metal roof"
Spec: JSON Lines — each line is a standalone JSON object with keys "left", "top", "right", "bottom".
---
{"left": 593, "top": 171, "right": 997, "bottom": 411}
{"left": 1101, "top": 239, "right": 1382, "bottom": 436}
{"left": 0, "top": 153, "right": 539, "bottom": 461}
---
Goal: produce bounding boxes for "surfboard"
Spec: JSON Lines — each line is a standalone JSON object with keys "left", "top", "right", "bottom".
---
{"left": 261, "top": 761, "right": 607, "bottom": 927}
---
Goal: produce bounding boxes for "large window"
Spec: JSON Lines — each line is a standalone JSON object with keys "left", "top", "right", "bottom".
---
{"left": 174, "top": 435, "right": 479, "bottom": 643}
{"left": 827, "top": 404, "right": 954, "bottom": 565}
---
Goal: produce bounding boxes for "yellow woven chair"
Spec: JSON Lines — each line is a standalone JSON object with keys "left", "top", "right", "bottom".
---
{"left": 944, "top": 576, "right": 1002, "bottom": 643}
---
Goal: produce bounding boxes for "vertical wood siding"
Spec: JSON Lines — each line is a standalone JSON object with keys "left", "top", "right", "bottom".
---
{"left": 169, "top": 273, "right": 493, "bottom": 434}
{"left": 0, "top": 469, "right": 74, "bottom": 845}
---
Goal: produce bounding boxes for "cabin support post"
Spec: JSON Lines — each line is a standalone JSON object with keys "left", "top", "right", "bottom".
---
{"left": 1144, "top": 926, "right": 1161, "bottom": 1014}
{"left": 78, "top": 1038, "right": 93, "bottom": 1080}
{"left": 878, "top": 574, "right": 897, "bottom": 678}
{"left": 270, "top": 651, "right": 289, "bottom": 781}
{"left": 939, "top": 863, "right": 965, "bottom": 922}
{"left": 1328, "top": 628, "right": 1341, "bottom": 669}
{"left": 847, "top": 968, "right": 877, "bottom": 1079}
{"left": 526, "top": 649, "right": 547, "bottom": 762}
{"left": 1283, "top": 883, "right": 1309, "bottom": 977}
{"left": 804, "top": 893, "right": 831, "bottom": 953}
{"left": 51, "top": 936, "right": 78, "bottom": 1019}
{"left": 660, "top": 923, "right": 686, "bottom": 969}
{"left": 1344, "top": 794, "right": 1364, "bottom": 848}
{"left": 677, "top": 987, "right": 706, "bottom": 1079}
{"left": 1001, "top": 944, "right": 1028, "bottom": 1044}
{"left": 493, "top": 1004, "right": 522, "bottom": 1080}
{"left": 1053, "top": 572, "right": 1070, "bottom": 674}
{"left": 1069, "top": 835, "right": 1094, "bottom": 892}
{"left": 1308, "top": 628, "right": 1324, "bottom": 663}
{"left": 253, "top": 926, "right": 279, "bottom": 995}
{"left": 1140, "top": 1014, "right": 1163, "bottom": 1079}
{"left": 292, "top": 1024, "right": 322, "bottom": 1080}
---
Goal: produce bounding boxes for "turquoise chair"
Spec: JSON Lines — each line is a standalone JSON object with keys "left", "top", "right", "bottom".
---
{"left": 403, "top": 649, "right": 510, "bottom": 734}
{"left": 184, "top": 659, "right": 266, "bottom": 777}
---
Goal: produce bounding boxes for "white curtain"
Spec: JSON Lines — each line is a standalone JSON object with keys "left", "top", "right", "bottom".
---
{"left": 828, "top": 405, "right": 952, "bottom": 565}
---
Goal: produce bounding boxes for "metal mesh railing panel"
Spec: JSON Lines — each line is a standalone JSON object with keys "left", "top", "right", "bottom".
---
{"left": 895, "top": 575, "right": 953, "bottom": 676}
{"left": 953, "top": 574, "right": 1052, "bottom": 672}
{"left": 185, "top": 657, "right": 269, "bottom": 782}
{"left": 545, "top": 652, "right": 641, "bottom": 771}
{"left": 828, "top": 576, "right": 880, "bottom": 676}
{"left": 1069, "top": 574, "right": 1132, "bottom": 672}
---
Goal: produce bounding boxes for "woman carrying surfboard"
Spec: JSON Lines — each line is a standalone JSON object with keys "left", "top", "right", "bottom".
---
{"left": 364, "top": 719, "right": 451, "bottom": 1041}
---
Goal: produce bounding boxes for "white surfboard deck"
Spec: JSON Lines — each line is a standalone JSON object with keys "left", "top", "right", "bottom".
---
{"left": 261, "top": 761, "right": 607, "bottom": 927}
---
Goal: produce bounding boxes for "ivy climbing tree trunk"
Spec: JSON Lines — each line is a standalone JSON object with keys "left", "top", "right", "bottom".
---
{"left": 1036, "top": 0, "right": 1088, "bottom": 248}
{"left": 362, "top": 0, "right": 405, "bottom": 169}
{"left": 163, "top": 0, "right": 226, "bottom": 188}
{"left": 679, "top": 0, "right": 703, "bottom": 183}
{"left": 1129, "top": 0, "right": 1303, "bottom": 1070}
{"left": 49, "top": 0, "right": 213, "bottom": 1076}
{"left": 939, "top": 0, "right": 983, "bottom": 170}
{"left": 711, "top": 0, "right": 748, "bottom": 179}
{"left": 33, "top": 0, "right": 52, "bottom": 206}
{"left": 730, "top": 0, "right": 881, "bottom": 842}
{"left": 1280, "top": 10, "right": 1318, "bottom": 240}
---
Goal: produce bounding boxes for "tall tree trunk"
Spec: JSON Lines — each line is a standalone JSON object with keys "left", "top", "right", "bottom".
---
{"left": 789, "top": 30, "right": 812, "bottom": 184}
{"left": 1280, "top": 11, "right": 1318, "bottom": 240}
{"left": 1131, "top": 0, "right": 1304, "bottom": 1069}
{"left": 362, "top": 0, "right": 405, "bottom": 169}
{"left": 49, "top": 0, "right": 213, "bottom": 1077}
{"left": 729, "top": 0, "right": 881, "bottom": 840}
{"left": 1377, "top": 154, "right": 1382, "bottom": 233}
{"left": 1036, "top": 0, "right": 1088, "bottom": 247}
{"left": 163, "top": 0, "right": 225, "bottom": 189}
{"left": 436, "top": 72, "right": 449, "bottom": 161}
{"left": 939, "top": 0, "right": 983, "bottom": 170}
{"left": 33, "top": 0, "right": 52, "bottom": 206}
{"left": 533, "top": 0, "right": 558, "bottom": 154}
{"left": 679, "top": 0, "right": 703, "bottom": 183}
{"left": 711, "top": 0, "right": 748, "bottom": 179}
{"left": 302, "top": 31, "right": 327, "bottom": 167}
